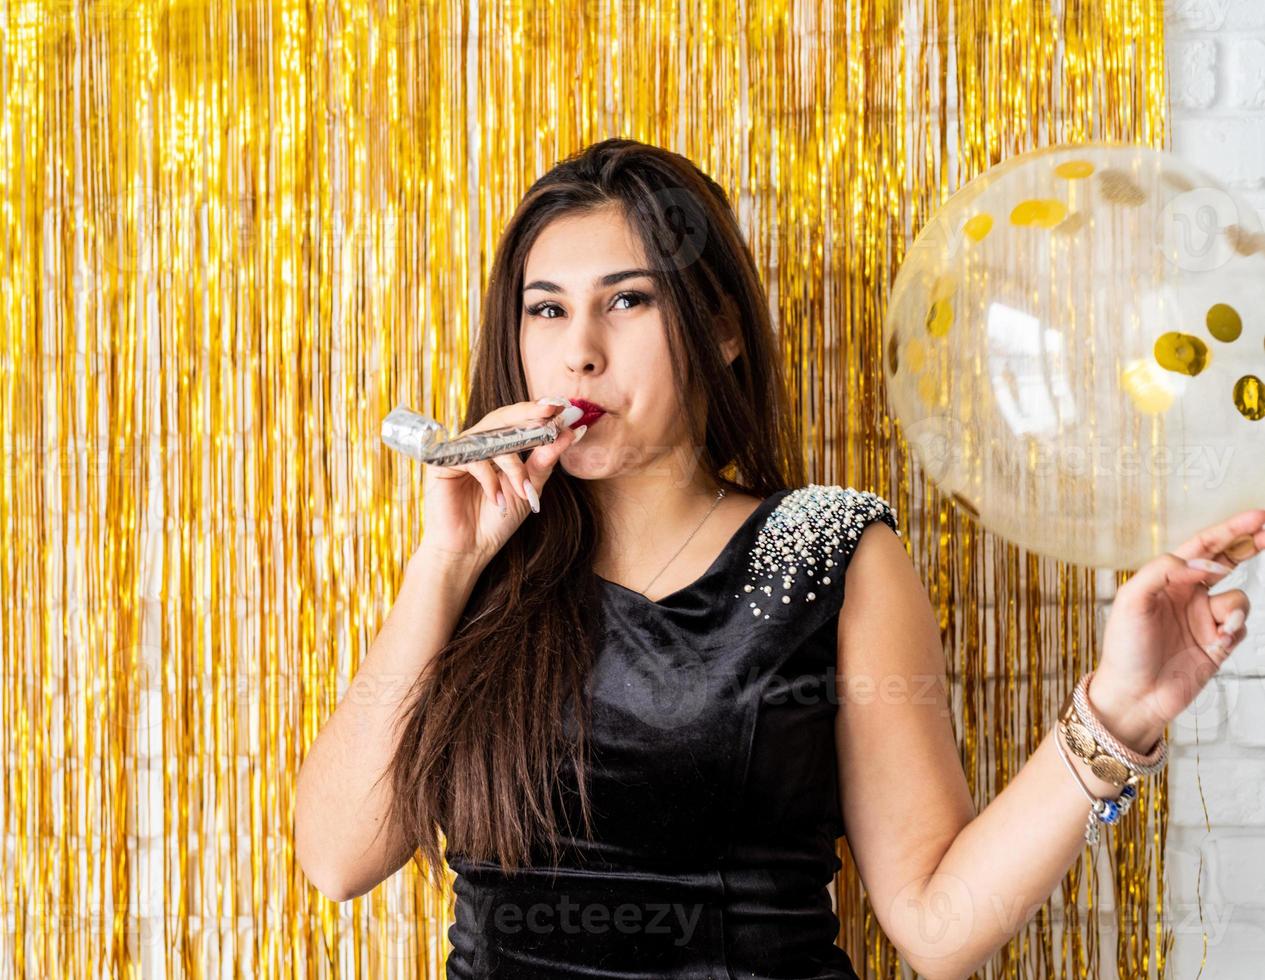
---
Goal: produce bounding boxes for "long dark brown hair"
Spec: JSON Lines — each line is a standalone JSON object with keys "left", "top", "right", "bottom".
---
{"left": 380, "top": 137, "right": 807, "bottom": 889}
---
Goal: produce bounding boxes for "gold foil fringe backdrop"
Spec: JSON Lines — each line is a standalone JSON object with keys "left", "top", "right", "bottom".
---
{"left": 0, "top": 0, "right": 1173, "bottom": 975}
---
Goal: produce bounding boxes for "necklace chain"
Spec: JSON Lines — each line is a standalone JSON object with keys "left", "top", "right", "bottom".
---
{"left": 638, "top": 487, "right": 728, "bottom": 597}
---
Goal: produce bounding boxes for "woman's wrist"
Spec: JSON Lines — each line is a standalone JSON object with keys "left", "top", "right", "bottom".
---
{"left": 1053, "top": 670, "right": 1169, "bottom": 845}
{"left": 410, "top": 539, "right": 486, "bottom": 572}
{"left": 407, "top": 543, "right": 488, "bottom": 595}
{"left": 1084, "top": 674, "right": 1166, "bottom": 756}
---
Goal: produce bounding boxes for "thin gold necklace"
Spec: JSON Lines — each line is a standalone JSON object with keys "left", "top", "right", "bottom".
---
{"left": 638, "top": 487, "right": 728, "bottom": 597}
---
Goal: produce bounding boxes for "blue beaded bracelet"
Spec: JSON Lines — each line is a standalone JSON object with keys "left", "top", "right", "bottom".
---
{"left": 1094, "top": 782, "right": 1138, "bottom": 824}
{"left": 1055, "top": 726, "right": 1141, "bottom": 845}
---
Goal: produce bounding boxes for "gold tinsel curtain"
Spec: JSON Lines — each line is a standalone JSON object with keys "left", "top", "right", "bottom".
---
{"left": 1, "top": 0, "right": 1175, "bottom": 976}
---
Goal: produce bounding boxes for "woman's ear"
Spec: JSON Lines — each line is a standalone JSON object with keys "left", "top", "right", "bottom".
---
{"left": 713, "top": 300, "right": 743, "bottom": 366}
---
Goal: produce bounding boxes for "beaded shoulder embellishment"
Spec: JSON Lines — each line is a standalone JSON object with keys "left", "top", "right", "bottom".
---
{"left": 733, "top": 484, "right": 899, "bottom": 621}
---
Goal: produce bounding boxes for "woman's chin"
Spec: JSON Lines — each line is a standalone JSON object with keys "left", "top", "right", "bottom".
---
{"left": 559, "top": 441, "right": 617, "bottom": 480}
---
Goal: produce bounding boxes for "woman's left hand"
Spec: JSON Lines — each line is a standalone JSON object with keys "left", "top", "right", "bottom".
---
{"left": 1088, "top": 508, "right": 1265, "bottom": 753}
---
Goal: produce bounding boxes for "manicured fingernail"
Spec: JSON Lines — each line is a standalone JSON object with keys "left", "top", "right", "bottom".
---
{"left": 537, "top": 396, "right": 571, "bottom": 407}
{"left": 1187, "top": 558, "right": 1233, "bottom": 575}
{"left": 1203, "top": 639, "right": 1230, "bottom": 659}
{"left": 572, "top": 424, "right": 588, "bottom": 443}
{"left": 559, "top": 405, "right": 583, "bottom": 426}
{"left": 496, "top": 491, "right": 507, "bottom": 516}
{"left": 1219, "top": 608, "right": 1246, "bottom": 638}
{"left": 523, "top": 478, "right": 540, "bottom": 514}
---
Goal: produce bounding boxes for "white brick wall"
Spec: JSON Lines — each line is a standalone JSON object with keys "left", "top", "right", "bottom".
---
{"left": 1163, "top": 4, "right": 1265, "bottom": 976}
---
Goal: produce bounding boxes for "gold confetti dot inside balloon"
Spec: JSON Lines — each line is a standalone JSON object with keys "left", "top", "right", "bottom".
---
{"left": 926, "top": 300, "right": 953, "bottom": 337}
{"left": 1121, "top": 358, "right": 1176, "bottom": 415}
{"left": 905, "top": 336, "right": 927, "bottom": 373}
{"left": 1154, "top": 332, "right": 1209, "bottom": 376}
{"left": 1033, "top": 199, "right": 1068, "bottom": 228}
{"left": 887, "top": 333, "right": 900, "bottom": 375}
{"left": 1233, "top": 375, "right": 1265, "bottom": 421}
{"left": 1224, "top": 225, "right": 1265, "bottom": 257}
{"left": 1010, "top": 198, "right": 1068, "bottom": 228}
{"left": 1010, "top": 200, "right": 1040, "bottom": 225}
{"left": 916, "top": 372, "right": 940, "bottom": 407}
{"left": 1097, "top": 168, "right": 1147, "bottom": 207}
{"left": 1055, "top": 160, "right": 1095, "bottom": 179}
{"left": 1162, "top": 170, "right": 1196, "bottom": 193}
{"left": 930, "top": 272, "right": 958, "bottom": 302}
{"left": 1052, "top": 211, "right": 1088, "bottom": 236}
{"left": 963, "top": 213, "right": 993, "bottom": 242}
{"left": 1206, "top": 303, "right": 1242, "bottom": 343}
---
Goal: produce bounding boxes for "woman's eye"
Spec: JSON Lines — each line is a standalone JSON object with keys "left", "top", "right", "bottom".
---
{"left": 525, "top": 291, "right": 651, "bottom": 320}
{"left": 612, "top": 290, "right": 648, "bottom": 310}
{"left": 526, "top": 301, "right": 561, "bottom": 319}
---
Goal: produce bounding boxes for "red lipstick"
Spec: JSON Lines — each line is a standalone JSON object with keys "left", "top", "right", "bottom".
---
{"left": 567, "top": 398, "right": 608, "bottom": 428}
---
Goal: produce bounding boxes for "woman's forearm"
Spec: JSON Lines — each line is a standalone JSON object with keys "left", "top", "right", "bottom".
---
{"left": 294, "top": 548, "right": 484, "bottom": 901}
{"left": 905, "top": 718, "right": 1160, "bottom": 980}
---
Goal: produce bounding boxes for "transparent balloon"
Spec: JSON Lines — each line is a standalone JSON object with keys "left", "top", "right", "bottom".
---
{"left": 884, "top": 141, "right": 1265, "bottom": 568}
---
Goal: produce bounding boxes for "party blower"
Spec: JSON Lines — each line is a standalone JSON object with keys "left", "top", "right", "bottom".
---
{"left": 381, "top": 404, "right": 586, "bottom": 467}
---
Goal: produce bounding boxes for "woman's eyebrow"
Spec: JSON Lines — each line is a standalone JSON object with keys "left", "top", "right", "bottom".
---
{"left": 522, "top": 269, "right": 658, "bottom": 294}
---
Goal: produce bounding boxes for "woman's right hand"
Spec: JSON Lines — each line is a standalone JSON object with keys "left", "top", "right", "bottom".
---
{"left": 414, "top": 397, "right": 587, "bottom": 568}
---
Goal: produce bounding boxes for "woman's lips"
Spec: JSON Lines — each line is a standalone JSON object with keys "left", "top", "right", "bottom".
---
{"left": 573, "top": 407, "right": 606, "bottom": 428}
{"left": 567, "top": 398, "right": 608, "bottom": 428}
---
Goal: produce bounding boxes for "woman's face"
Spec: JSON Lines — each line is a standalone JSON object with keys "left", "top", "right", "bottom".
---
{"left": 519, "top": 205, "right": 693, "bottom": 482}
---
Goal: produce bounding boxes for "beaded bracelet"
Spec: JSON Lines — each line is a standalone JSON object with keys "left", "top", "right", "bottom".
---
{"left": 1054, "top": 725, "right": 1140, "bottom": 846}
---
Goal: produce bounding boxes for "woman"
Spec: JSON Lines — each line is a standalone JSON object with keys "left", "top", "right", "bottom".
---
{"left": 295, "top": 138, "right": 1261, "bottom": 979}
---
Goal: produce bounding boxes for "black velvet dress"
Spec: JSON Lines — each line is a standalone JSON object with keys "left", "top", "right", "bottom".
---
{"left": 444, "top": 484, "right": 901, "bottom": 979}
